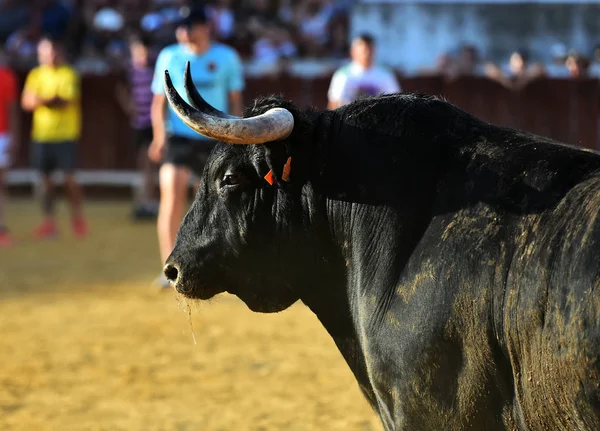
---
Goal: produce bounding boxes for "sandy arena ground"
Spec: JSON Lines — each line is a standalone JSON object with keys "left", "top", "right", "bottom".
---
{"left": 0, "top": 200, "right": 381, "bottom": 431}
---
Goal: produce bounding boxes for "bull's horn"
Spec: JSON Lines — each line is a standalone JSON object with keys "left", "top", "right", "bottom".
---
{"left": 183, "top": 62, "right": 235, "bottom": 119}
{"left": 164, "top": 63, "right": 294, "bottom": 145}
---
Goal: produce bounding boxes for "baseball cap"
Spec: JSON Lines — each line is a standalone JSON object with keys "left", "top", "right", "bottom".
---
{"left": 177, "top": 5, "right": 208, "bottom": 27}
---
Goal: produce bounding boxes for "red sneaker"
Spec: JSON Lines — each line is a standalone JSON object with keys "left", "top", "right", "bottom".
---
{"left": 34, "top": 222, "right": 58, "bottom": 239}
{"left": 0, "top": 231, "right": 14, "bottom": 247}
{"left": 72, "top": 218, "right": 88, "bottom": 238}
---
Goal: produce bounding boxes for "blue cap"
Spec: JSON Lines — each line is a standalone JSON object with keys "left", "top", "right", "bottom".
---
{"left": 177, "top": 5, "right": 208, "bottom": 27}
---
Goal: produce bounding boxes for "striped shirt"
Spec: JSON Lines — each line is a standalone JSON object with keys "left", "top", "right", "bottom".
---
{"left": 128, "top": 61, "right": 154, "bottom": 129}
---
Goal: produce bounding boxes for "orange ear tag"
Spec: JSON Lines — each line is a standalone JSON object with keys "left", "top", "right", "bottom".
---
{"left": 264, "top": 170, "right": 274, "bottom": 185}
{"left": 282, "top": 157, "right": 292, "bottom": 182}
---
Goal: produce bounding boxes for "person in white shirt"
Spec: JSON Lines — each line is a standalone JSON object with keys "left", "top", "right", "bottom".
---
{"left": 327, "top": 33, "right": 401, "bottom": 109}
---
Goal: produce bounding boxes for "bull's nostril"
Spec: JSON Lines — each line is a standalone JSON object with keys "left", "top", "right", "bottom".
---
{"left": 163, "top": 263, "right": 179, "bottom": 283}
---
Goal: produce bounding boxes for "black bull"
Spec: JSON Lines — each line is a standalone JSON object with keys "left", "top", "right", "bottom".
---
{"left": 165, "top": 90, "right": 600, "bottom": 430}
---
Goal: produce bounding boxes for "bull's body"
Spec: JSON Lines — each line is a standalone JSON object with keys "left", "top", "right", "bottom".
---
{"left": 165, "top": 88, "right": 600, "bottom": 430}
{"left": 313, "top": 95, "right": 600, "bottom": 430}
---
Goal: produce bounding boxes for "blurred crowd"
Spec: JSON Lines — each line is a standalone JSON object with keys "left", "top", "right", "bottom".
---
{"left": 419, "top": 43, "right": 600, "bottom": 88}
{"left": 0, "top": 1, "right": 599, "bottom": 251}
{"left": 0, "top": 0, "right": 351, "bottom": 75}
{"left": 1, "top": 0, "right": 600, "bottom": 82}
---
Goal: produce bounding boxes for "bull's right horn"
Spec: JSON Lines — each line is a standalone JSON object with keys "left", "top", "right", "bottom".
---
{"left": 164, "top": 63, "right": 294, "bottom": 145}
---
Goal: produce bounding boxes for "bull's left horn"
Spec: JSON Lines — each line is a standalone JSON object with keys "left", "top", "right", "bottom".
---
{"left": 183, "top": 62, "right": 235, "bottom": 119}
{"left": 164, "top": 64, "right": 294, "bottom": 145}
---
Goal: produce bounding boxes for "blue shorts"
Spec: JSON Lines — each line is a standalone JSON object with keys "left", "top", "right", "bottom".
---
{"left": 31, "top": 141, "right": 78, "bottom": 174}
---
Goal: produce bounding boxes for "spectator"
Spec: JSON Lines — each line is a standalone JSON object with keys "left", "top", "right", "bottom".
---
{"left": 0, "top": 0, "right": 30, "bottom": 43}
{"left": 116, "top": 34, "right": 158, "bottom": 221}
{"left": 175, "top": 23, "right": 189, "bottom": 45}
{"left": 5, "top": 26, "right": 40, "bottom": 69}
{"left": 485, "top": 49, "right": 545, "bottom": 90}
{"left": 207, "top": 0, "right": 235, "bottom": 43}
{"left": 328, "top": 13, "right": 349, "bottom": 60}
{"left": 20, "top": 36, "right": 88, "bottom": 239}
{"left": 251, "top": 23, "right": 297, "bottom": 74}
{"left": 90, "top": 3, "right": 126, "bottom": 54}
{"left": 295, "top": 0, "right": 335, "bottom": 57}
{"left": 237, "top": 0, "right": 277, "bottom": 50}
{"left": 547, "top": 43, "right": 570, "bottom": 78}
{"left": 65, "top": 0, "right": 86, "bottom": 58}
{"left": 148, "top": 5, "right": 244, "bottom": 288}
{"left": 35, "top": 0, "right": 72, "bottom": 40}
{"left": 588, "top": 44, "right": 600, "bottom": 78}
{"left": 327, "top": 33, "right": 401, "bottom": 109}
{"left": 105, "top": 38, "right": 129, "bottom": 69}
{"left": 417, "top": 52, "right": 455, "bottom": 77}
{"left": 243, "top": 0, "right": 277, "bottom": 23}
{"left": 139, "top": 2, "right": 182, "bottom": 48}
{"left": 277, "top": 0, "right": 294, "bottom": 24}
{"left": 140, "top": 8, "right": 166, "bottom": 34}
{"left": 565, "top": 51, "right": 591, "bottom": 79}
{"left": 437, "top": 54, "right": 455, "bottom": 74}
{"left": 92, "top": 5, "right": 125, "bottom": 34}
{"left": 0, "top": 50, "right": 19, "bottom": 246}
{"left": 0, "top": 0, "right": 353, "bottom": 72}
{"left": 74, "top": 41, "right": 111, "bottom": 74}
{"left": 447, "top": 44, "right": 484, "bottom": 78}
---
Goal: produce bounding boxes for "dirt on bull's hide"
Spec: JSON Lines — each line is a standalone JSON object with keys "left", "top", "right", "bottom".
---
{"left": 397, "top": 288, "right": 512, "bottom": 430}
{"left": 503, "top": 178, "right": 600, "bottom": 430}
{"left": 505, "top": 285, "right": 600, "bottom": 430}
{"left": 369, "top": 178, "right": 600, "bottom": 430}
{"left": 396, "top": 260, "right": 436, "bottom": 304}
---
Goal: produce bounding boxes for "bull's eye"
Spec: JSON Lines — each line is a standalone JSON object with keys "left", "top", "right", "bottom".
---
{"left": 221, "top": 173, "right": 241, "bottom": 187}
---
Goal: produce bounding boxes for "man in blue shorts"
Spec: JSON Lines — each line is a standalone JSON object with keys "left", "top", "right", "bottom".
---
{"left": 149, "top": 5, "right": 244, "bottom": 288}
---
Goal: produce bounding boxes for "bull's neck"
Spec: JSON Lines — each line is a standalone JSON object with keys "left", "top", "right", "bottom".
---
{"left": 287, "top": 182, "right": 376, "bottom": 404}
{"left": 294, "top": 191, "right": 356, "bottom": 339}
{"left": 297, "top": 251, "right": 378, "bottom": 410}
{"left": 290, "top": 107, "right": 448, "bottom": 405}
{"left": 295, "top": 107, "right": 445, "bottom": 331}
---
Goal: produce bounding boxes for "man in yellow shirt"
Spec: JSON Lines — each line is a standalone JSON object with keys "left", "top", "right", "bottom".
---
{"left": 21, "top": 36, "right": 87, "bottom": 239}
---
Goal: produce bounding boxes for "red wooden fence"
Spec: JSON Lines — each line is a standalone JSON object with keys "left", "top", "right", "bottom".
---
{"left": 12, "top": 73, "right": 600, "bottom": 170}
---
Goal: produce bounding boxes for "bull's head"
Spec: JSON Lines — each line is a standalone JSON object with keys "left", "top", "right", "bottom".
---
{"left": 162, "top": 63, "right": 315, "bottom": 313}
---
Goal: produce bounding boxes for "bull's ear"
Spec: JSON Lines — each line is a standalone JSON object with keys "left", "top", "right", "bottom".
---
{"left": 264, "top": 141, "right": 291, "bottom": 183}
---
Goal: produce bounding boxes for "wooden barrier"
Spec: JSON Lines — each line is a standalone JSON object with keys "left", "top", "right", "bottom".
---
{"left": 12, "top": 73, "right": 600, "bottom": 171}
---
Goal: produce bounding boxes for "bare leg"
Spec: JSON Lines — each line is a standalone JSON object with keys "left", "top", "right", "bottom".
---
{"left": 33, "top": 173, "right": 58, "bottom": 238}
{"left": 64, "top": 174, "right": 84, "bottom": 221}
{"left": 0, "top": 168, "right": 14, "bottom": 245}
{"left": 157, "top": 163, "right": 190, "bottom": 265}
{"left": 40, "top": 174, "right": 56, "bottom": 224}
{"left": 0, "top": 168, "right": 6, "bottom": 230}
{"left": 139, "top": 147, "right": 156, "bottom": 205}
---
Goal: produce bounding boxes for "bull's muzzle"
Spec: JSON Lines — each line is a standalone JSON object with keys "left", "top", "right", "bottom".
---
{"left": 163, "top": 260, "right": 216, "bottom": 297}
